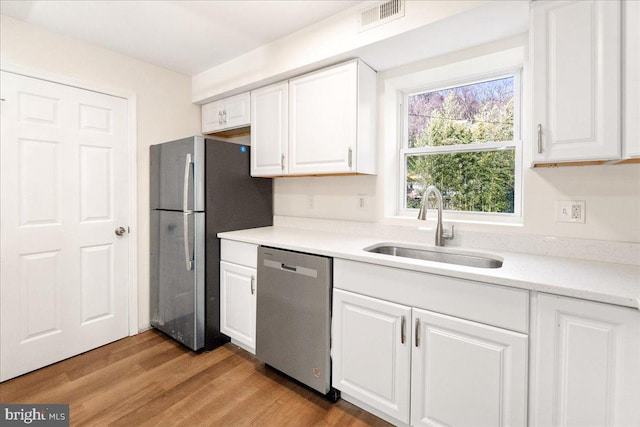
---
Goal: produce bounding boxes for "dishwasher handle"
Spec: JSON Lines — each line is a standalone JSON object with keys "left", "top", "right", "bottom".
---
{"left": 262, "top": 258, "right": 319, "bottom": 279}
{"left": 281, "top": 264, "right": 297, "bottom": 272}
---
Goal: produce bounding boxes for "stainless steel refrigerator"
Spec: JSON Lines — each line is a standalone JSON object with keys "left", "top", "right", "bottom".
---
{"left": 150, "top": 136, "right": 272, "bottom": 351}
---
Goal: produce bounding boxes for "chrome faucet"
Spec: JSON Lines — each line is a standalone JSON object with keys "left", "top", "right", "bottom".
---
{"left": 418, "top": 185, "right": 453, "bottom": 246}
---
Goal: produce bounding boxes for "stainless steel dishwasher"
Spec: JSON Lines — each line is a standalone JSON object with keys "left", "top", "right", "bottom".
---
{"left": 256, "top": 246, "right": 339, "bottom": 401}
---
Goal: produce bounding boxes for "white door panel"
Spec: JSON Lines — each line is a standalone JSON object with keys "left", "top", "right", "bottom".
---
{"left": 289, "top": 62, "right": 357, "bottom": 175}
{"left": 1, "top": 71, "right": 130, "bottom": 381}
{"left": 532, "top": 294, "right": 640, "bottom": 426}
{"left": 332, "top": 289, "right": 411, "bottom": 424}
{"left": 250, "top": 82, "right": 288, "bottom": 176}
{"left": 220, "top": 261, "right": 257, "bottom": 353}
{"left": 531, "top": 0, "right": 621, "bottom": 163}
{"left": 411, "top": 308, "right": 528, "bottom": 427}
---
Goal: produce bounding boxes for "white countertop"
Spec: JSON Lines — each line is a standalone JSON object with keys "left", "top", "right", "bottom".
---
{"left": 218, "top": 226, "right": 640, "bottom": 310}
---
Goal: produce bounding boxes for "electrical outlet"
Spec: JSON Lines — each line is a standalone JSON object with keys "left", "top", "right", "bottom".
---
{"left": 557, "top": 200, "right": 585, "bottom": 223}
{"left": 357, "top": 194, "right": 367, "bottom": 209}
{"left": 571, "top": 203, "right": 582, "bottom": 220}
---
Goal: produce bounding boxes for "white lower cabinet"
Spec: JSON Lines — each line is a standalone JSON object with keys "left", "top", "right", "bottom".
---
{"left": 332, "top": 289, "right": 412, "bottom": 423}
{"left": 332, "top": 288, "right": 528, "bottom": 426}
{"left": 411, "top": 308, "right": 528, "bottom": 427}
{"left": 531, "top": 293, "right": 640, "bottom": 427}
{"left": 220, "top": 261, "right": 256, "bottom": 353}
{"left": 220, "top": 240, "right": 258, "bottom": 354}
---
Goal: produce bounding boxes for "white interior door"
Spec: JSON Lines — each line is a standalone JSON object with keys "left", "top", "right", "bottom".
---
{"left": 0, "top": 71, "right": 130, "bottom": 382}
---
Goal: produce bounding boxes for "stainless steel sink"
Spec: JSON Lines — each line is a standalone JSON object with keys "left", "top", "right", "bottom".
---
{"left": 365, "top": 244, "right": 503, "bottom": 269}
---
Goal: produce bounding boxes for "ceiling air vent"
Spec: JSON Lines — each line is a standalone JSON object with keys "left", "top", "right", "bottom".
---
{"left": 359, "top": 0, "right": 405, "bottom": 32}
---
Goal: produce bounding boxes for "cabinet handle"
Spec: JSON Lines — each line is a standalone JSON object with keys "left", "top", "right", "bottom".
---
{"left": 415, "top": 318, "right": 420, "bottom": 348}
{"left": 537, "top": 124, "right": 543, "bottom": 153}
{"left": 222, "top": 110, "right": 227, "bottom": 124}
{"left": 401, "top": 316, "right": 406, "bottom": 344}
{"left": 348, "top": 147, "right": 353, "bottom": 168}
{"left": 281, "top": 154, "right": 285, "bottom": 171}
{"left": 218, "top": 110, "right": 223, "bottom": 124}
{"left": 250, "top": 275, "right": 255, "bottom": 295}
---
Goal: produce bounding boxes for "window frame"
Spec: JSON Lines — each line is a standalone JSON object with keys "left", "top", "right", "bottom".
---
{"left": 398, "top": 70, "right": 522, "bottom": 218}
{"left": 385, "top": 49, "right": 524, "bottom": 224}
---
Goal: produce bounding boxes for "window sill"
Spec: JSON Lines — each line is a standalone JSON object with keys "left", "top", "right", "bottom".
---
{"left": 385, "top": 213, "right": 524, "bottom": 228}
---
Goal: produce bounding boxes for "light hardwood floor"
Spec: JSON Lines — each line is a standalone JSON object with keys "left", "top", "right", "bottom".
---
{"left": 0, "top": 330, "right": 390, "bottom": 426}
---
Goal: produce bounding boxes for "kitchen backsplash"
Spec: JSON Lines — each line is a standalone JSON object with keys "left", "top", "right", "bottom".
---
{"left": 274, "top": 216, "right": 640, "bottom": 266}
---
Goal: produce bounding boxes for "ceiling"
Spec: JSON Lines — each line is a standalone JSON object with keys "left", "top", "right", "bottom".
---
{"left": 0, "top": 0, "right": 362, "bottom": 76}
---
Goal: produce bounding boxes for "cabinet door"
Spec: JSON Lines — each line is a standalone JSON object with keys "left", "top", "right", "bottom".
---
{"left": 223, "top": 92, "right": 251, "bottom": 130}
{"left": 531, "top": 294, "right": 640, "bottom": 427}
{"left": 531, "top": 0, "right": 621, "bottom": 164}
{"left": 202, "top": 100, "right": 225, "bottom": 133}
{"left": 251, "top": 82, "right": 288, "bottom": 176}
{"left": 411, "top": 308, "right": 528, "bottom": 427}
{"left": 624, "top": 0, "right": 640, "bottom": 159}
{"left": 220, "top": 261, "right": 256, "bottom": 354}
{"left": 289, "top": 61, "right": 357, "bottom": 175}
{"left": 332, "top": 289, "right": 411, "bottom": 424}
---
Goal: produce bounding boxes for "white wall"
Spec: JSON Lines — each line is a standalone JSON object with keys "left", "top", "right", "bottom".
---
{"left": 192, "top": 0, "right": 530, "bottom": 103}
{"left": 191, "top": 0, "right": 640, "bottom": 244}
{"left": 274, "top": 36, "right": 640, "bottom": 243}
{"left": 0, "top": 15, "right": 201, "bottom": 330}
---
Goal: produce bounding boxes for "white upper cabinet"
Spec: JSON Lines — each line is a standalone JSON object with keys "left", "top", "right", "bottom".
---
{"left": 531, "top": 0, "right": 621, "bottom": 165}
{"left": 289, "top": 60, "right": 376, "bottom": 175}
{"left": 531, "top": 294, "right": 640, "bottom": 426}
{"left": 202, "top": 92, "right": 250, "bottom": 134}
{"left": 202, "top": 99, "right": 224, "bottom": 133}
{"left": 624, "top": 0, "right": 640, "bottom": 160}
{"left": 250, "top": 60, "right": 377, "bottom": 177}
{"left": 250, "top": 82, "right": 288, "bottom": 176}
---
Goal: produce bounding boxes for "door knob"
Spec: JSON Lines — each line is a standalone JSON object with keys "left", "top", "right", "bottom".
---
{"left": 115, "top": 226, "right": 127, "bottom": 236}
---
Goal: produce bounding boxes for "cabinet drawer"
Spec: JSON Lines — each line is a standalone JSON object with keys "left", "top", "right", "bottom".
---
{"left": 220, "top": 239, "right": 257, "bottom": 268}
{"left": 334, "top": 259, "right": 529, "bottom": 333}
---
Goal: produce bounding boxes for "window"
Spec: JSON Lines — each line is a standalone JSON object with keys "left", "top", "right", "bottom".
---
{"left": 394, "top": 60, "right": 522, "bottom": 222}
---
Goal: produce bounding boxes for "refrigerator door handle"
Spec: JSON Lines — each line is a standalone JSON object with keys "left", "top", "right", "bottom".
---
{"left": 183, "top": 213, "right": 193, "bottom": 271}
{"left": 183, "top": 153, "right": 193, "bottom": 213}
